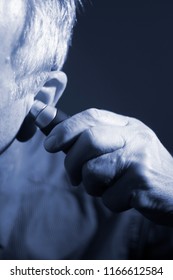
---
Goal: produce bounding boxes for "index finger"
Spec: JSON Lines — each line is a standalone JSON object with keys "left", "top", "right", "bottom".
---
{"left": 44, "top": 108, "right": 128, "bottom": 153}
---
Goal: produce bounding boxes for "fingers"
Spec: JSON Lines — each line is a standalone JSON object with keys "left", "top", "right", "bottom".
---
{"left": 81, "top": 149, "right": 128, "bottom": 196}
{"left": 102, "top": 167, "right": 137, "bottom": 212}
{"left": 44, "top": 109, "right": 128, "bottom": 152}
{"left": 64, "top": 126, "right": 125, "bottom": 185}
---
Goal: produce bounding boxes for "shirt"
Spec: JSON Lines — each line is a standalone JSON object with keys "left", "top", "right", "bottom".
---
{"left": 0, "top": 131, "right": 173, "bottom": 259}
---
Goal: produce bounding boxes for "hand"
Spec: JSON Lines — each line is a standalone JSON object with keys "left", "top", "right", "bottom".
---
{"left": 44, "top": 108, "right": 173, "bottom": 226}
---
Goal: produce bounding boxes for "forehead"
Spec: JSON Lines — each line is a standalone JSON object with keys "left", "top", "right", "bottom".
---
{"left": 0, "top": 0, "right": 26, "bottom": 55}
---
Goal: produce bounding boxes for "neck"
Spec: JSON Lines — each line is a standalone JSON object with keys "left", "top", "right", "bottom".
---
{"left": 0, "top": 139, "right": 24, "bottom": 188}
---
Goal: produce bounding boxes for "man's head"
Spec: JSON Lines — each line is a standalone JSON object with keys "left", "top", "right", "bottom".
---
{"left": 0, "top": 0, "right": 80, "bottom": 153}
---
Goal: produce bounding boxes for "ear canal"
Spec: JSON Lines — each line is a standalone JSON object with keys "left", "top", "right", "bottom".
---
{"left": 16, "top": 113, "right": 37, "bottom": 142}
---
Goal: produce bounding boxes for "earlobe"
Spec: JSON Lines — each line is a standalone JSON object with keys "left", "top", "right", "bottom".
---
{"left": 35, "top": 71, "right": 67, "bottom": 106}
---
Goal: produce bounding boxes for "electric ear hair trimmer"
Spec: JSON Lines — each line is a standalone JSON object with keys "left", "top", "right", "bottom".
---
{"left": 30, "top": 100, "right": 68, "bottom": 135}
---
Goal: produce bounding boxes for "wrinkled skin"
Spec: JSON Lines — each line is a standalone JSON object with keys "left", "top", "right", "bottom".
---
{"left": 0, "top": 0, "right": 51, "bottom": 154}
{"left": 44, "top": 108, "right": 173, "bottom": 226}
{"left": 0, "top": 0, "right": 59, "bottom": 189}
{"left": 0, "top": 0, "right": 29, "bottom": 153}
{"left": 1, "top": 0, "right": 173, "bottom": 228}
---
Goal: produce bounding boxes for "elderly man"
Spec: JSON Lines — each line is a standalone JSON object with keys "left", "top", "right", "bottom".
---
{"left": 1, "top": 0, "right": 173, "bottom": 259}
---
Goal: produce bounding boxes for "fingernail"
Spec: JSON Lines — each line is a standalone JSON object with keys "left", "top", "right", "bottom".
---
{"left": 44, "top": 135, "right": 57, "bottom": 151}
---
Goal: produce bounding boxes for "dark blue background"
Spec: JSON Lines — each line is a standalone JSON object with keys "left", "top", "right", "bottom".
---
{"left": 60, "top": 0, "right": 173, "bottom": 153}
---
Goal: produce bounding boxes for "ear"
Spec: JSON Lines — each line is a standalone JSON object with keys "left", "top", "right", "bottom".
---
{"left": 16, "top": 71, "right": 67, "bottom": 142}
{"left": 35, "top": 71, "right": 67, "bottom": 106}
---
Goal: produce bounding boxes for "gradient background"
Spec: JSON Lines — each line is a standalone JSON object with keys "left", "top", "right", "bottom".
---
{"left": 59, "top": 0, "right": 173, "bottom": 153}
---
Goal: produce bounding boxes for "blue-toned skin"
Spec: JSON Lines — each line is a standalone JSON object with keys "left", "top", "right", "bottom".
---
{"left": 1, "top": 0, "right": 173, "bottom": 259}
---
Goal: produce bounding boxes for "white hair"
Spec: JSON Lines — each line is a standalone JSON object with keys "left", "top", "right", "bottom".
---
{"left": 12, "top": 0, "right": 81, "bottom": 97}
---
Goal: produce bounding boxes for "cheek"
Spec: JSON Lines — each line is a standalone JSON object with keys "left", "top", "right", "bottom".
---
{"left": 0, "top": 98, "right": 27, "bottom": 153}
{"left": 0, "top": 62, "right": 18, "bottom": 108}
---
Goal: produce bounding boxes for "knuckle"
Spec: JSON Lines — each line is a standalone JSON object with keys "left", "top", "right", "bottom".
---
{"left": 84, "top": 108, "right": 101, "bottom": 120}
{"left": 62, "top": 120, "right": 73, "bottom": 136}
{"left": 82, "top": 156, "right": 116, "bottom": 196}
{"left": 144, "top": 127, "right": 157, "bottom": 142}
{"left": 82, "top": 160, "right": 95, "bottom": 180}
{"left": 131, "top": 190, "right": 152, "bottom": 211}
{"left": 125, "top": 122, "right": 157, "bottom": 157}
{"left": 115, "top": 150, "right": 128, "bottom": 173}
{"left": 129, "top": 116, "right": 147, "bottom": 127}
{"left": 138, "top": 126, "right": 156, "bottom": 142}
{"left": 57, "top": 120, "right": 76, "bottom": 143}
{"left": 82, "top": 127, "right": 100, "bottom": 151}
{"left": 131, "top": 119, "right": 156, "bottom": 143}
